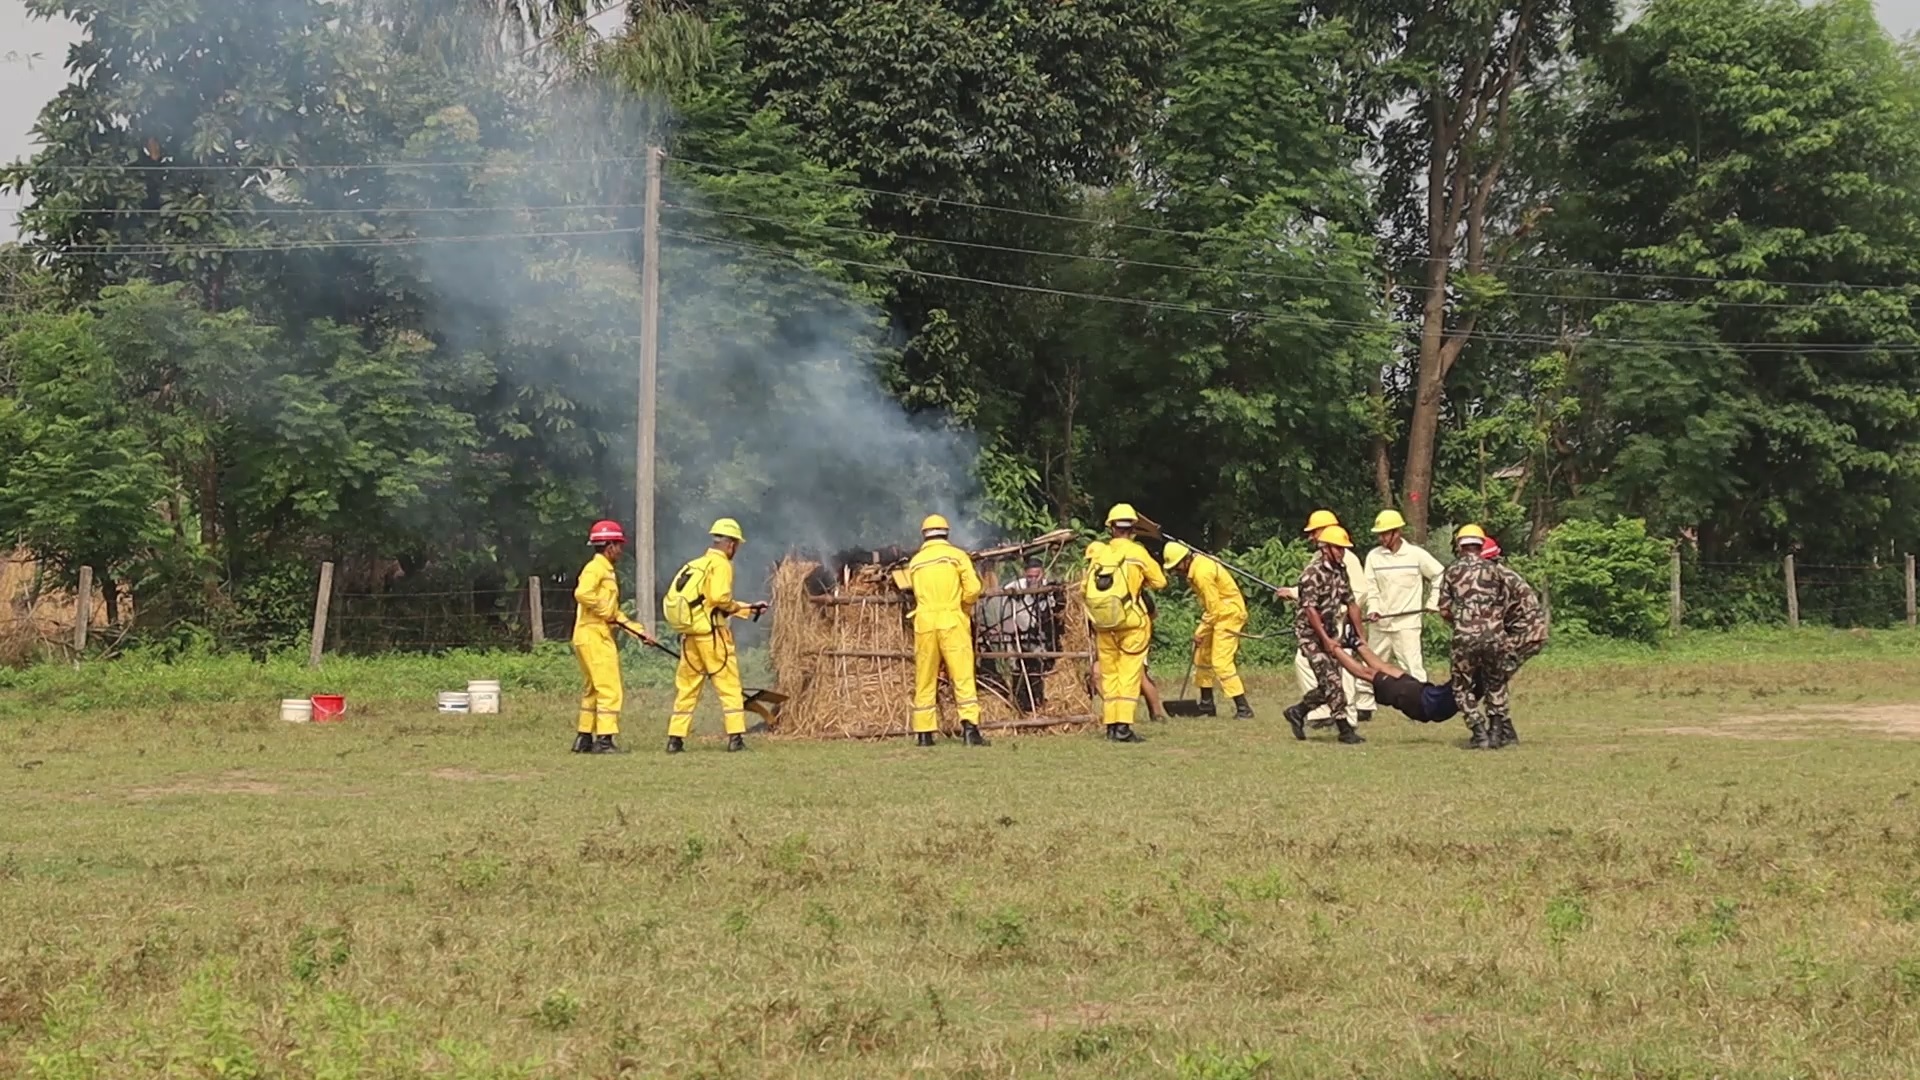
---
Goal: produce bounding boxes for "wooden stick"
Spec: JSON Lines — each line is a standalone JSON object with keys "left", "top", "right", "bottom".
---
{"left": 1907, "top": 553, "right": 1916, "bottom": 629}
{"left": 529, "top": 575, "right": 545, "bottom": 646}
{"left": 72, "top": 565, "right": 92, "bottom": 658}
{"left": 309, "top": 561, "right": 334, "bottom": 668}
{"left": 1669, "top": 546, "right": 1683, "bottom": 633}
{"left": 1784, "top": 554, "right": 1799, "bottom": 630}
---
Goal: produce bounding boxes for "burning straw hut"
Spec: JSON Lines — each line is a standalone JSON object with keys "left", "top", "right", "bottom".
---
{"left": 769, "top": 529, "right": 1093, "bottom": 738}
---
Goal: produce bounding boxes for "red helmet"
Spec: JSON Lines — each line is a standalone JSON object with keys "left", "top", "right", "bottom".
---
{"left": 1481, "top": 536, "right": 1502, "bottom": 560}
{"left": 588, "top": 519, "right": 626, "bottom": 544}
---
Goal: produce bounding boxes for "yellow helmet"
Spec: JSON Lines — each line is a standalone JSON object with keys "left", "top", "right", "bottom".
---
{"left": 1319, "top": 525, "right": 1354, "bottom": 549}
{"left": 1372, "top": 509, "right": 1407, "bottom": 533}
{"left": 1455, "top": 523, "right": 1486, "bottom": 545}
{"left": 1161, "top": 541, "right": 1191, "bottom": 570}
{"left": 710, "top": 517, "right": 745, "bottom": 542}
{"left": 920, "top": 513, "right": 950, "bottom": 535}
{"left": 1105, "top": 502, "right": 1139, "bottom": 527}
{"left": 1303, "top": 509, "right": 1340, "bottom": 533}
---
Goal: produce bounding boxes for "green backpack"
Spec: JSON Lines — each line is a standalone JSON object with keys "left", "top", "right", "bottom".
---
{"left": 1084, "top": 549, "right": 1144, "bottom": 631}
{"left": 662, "top": 558, "right": 711, "bottom": 635}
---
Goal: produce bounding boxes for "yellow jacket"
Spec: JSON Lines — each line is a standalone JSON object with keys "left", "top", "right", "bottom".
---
{"left": 1186, "top": 552, "right": 1247, "bottom": 628}
{"left": 573, "top": 553, "right": 642, "bottom": 641}
{"left": 907, "top": 537, "right": 982, "bottom": 633}
{"left": 1107, "top": 535, "right": 1169, "bottom": 598}
{"left": 678, "top": 548, "right": 751, "bottom": 635}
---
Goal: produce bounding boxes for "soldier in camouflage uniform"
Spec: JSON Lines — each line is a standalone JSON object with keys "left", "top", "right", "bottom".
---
{"left": 1438, "top": 524, "right": 1516, "bottom": 750}
{"left": 1482, "top": 536, "right": 1547, "bottom": 746}
{"left": 1282, "top": 526, "right": 1368, "bottom": 745}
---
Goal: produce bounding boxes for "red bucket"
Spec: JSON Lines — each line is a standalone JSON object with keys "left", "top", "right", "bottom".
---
{"left": 310, "top": 694, "right": 345, "bottom": 722}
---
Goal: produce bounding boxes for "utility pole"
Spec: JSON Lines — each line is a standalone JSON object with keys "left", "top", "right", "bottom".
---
{"left": 636, "top": 145, "right": 663, "bottom": 638}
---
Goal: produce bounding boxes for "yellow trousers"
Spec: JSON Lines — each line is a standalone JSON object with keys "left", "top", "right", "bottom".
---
{"left": 913, "top": 625, "right": 980, "bottom": 733}
{"left": 1095, "top": 625, "right": 1151, "bottom": 727}
{"left": 668, "top": 631, "right": 746, "bottom": 737}
{"left": 1192, "top": 617, "right": 1246, "bottom": 698}
{"left": 572, "top": 630, "right": 622, "bottom": 735}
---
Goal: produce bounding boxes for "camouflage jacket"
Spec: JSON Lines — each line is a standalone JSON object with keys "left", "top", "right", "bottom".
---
{"left": 1440, "top": 553, "right": 1512, "bottom": 640}
{"left": 1295, "top": 555, "right": 1355, "bottom": 647}
{"left": 1497, "top": 564, "right": 1548, "bottom": 649}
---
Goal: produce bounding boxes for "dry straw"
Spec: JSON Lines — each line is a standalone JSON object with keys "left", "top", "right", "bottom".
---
{"left": 768, "top": 531, "right": 1094, "bottom": 739}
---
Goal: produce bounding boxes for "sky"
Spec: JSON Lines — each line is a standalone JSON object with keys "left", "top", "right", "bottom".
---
{"left": 5, "top": 0, "right": 1920, "bottom": 237}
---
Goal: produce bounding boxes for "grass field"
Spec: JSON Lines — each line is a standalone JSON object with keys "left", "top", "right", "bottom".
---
{"left": 5, "top": 630, "right": 1920, "bottom": 1078}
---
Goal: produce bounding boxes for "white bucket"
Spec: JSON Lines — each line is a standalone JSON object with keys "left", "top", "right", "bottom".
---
{"left": 466, "top": 679, "right": 501, "bottom": 715}
{"left": 436, "top": 691, "right": 471, "bottom": 714}
{"left": 280, "top": 698, "right": 313, "bottom": 723}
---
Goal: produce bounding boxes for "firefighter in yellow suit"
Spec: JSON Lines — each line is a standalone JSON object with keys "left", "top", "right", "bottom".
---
{"left": 1162, "top": 541, "right": 1253, "bottom": 719}
{"left": 906, "top": 514, "right": 988, "bottom": 747}
{"left": 664, "top": 518, "right": 766, "bottom": 755}
{"left": 572, "top": 519, "right": 657, "bottom": 754}
{"left": 1091, "top": 503, "right": 1166, "bottom": 743}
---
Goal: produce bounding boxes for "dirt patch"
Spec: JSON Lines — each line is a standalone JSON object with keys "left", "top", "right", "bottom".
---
{"left": 428, "top": 767, "right": 538, "bottom": 782}
{"left": 1661, "top": 704, "right": 1920, "bottom": 740}
{"left": 127, "top": 771, "right": 282, "bottom": 798}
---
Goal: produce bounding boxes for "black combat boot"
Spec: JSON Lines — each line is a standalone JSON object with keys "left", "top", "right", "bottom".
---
{"left": 1232, "top": 695, "right": 1255, "bottom": 720}
{"left": 1283, "top": 704, "right": 1308, "bottom": 741}
{"left": 592, "top": 734, "right": 626, "bottom": 754}
{"left": 571, "top": 732, "right": 594, "bottom": 754}
{"left": 1492, "top": 717, "right": 1518, "bottom": 748}
{"left": 1197, "top": 688, "right": 1217, "bottom": 717}
{"left": 726, "top": 734, "right": 747, "bottom": 752}
{"left": 962, "top": 722, "right": 989, "bottom": 746}
{"left": 1110, "top": 723, "right": 1144, "bottom": 743}
{"left": 916, "top": 731, "right": 936, "bottom": 747}
{"left": 1335, "top": 717, "right": 1366, "bottom": 745}
{"left": 1358, "top": 710, "right": 1375, "bottom": 723}
{"left": 665, "top": 735, "right": 685, "bottom": 754}
{"left": 1466, "top": 722, "right": 1491, "bottom": 750}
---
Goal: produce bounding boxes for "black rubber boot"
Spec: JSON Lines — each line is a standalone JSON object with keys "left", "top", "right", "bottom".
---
{"left": 916, "top": 731, "right": 936, "bottom": 747}
{"left": 1335, "top": 717, "right": 1366, "bottom": 745}
{"left": 1284, "top": 704, "right": 1308, "bottom": 741}
{"left": 962, "top": 722, "right": 989, "bottom": 747}
{"left": 1110, "top": 723, "right": 1144, "bottom": 743}
{"left": 592, "top": 734, "right": 626, "bottom": 754}
{"left": 1358, "top": 709, "right": 1375, "bottom": 723}
{"left": 1232, "top": 695, "right": 1255, "bottom": 720}
{"left": 1466, "top": 722, "right": 1491, "bottom": 750}
{"left": 571, "top": 732, "right": 593, "bottom": 754}
{"left": 1197, "top": 688, "right": 1217, "bottom": 717}
{"left": 726, "top": 734, "right": 747, "bottom": 752}
{"left": 665, "top": 735, "right": 684, "bottom": 754}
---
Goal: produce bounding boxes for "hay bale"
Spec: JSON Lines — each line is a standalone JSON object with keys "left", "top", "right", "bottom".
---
{"left": 764, "top": 535, "right": 1096, "bottom": 739}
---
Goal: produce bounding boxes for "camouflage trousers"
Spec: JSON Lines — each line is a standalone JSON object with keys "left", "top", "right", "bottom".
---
{"left": 1296, "top": 640, "right": 1347, "bottom": 718}
{"left": 1500, "top": 627, "right": 1547, "bottom": 679}
{"left": 1450, "top": 634, "right": 1513, "bottom": 731}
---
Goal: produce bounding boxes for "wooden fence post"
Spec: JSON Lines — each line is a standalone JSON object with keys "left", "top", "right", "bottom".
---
{"left": 1906, "top": 553, "right": 1915, "bottom": 629}
{"left": 1784, "top": 554, "right": 1799, "bottom": 630}
{"left": 1669, "top": 547, "right": 1683, "bottom": 633}
{"left": 72, "top": 565, "right": 93, "bottom": 657}
{"left": 308, "top": 561, "right": 334, "bottom": 668}
{"left": 529, "top": 576, "right": 545, "bottom": 647}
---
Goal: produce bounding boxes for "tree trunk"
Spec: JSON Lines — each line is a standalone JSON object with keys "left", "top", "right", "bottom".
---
{"left": 99, "top": 570, "right": 121, "bottom": 626}
{"left": 1369, "top": 366, "right": 1393, "bottom": 505}
{"left": 1402, "top": 260, "right": 1451, "bottom": 542}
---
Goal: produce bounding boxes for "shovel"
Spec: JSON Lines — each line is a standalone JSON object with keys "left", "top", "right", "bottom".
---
{"left": 1161, "top": 659, "right": 1211, "bottom": 717}
{"left": 621, "top": 626, "right": 787, "bottom": 733}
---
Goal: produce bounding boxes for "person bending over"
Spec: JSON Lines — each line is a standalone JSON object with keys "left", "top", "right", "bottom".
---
{"left": 1311, "top": 624, "right": 1459, "bottom": 725}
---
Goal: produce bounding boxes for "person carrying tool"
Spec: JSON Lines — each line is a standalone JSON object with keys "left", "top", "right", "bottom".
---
{"left": 1280, "top": 510, "right": 1374, "bottom": 728}
{"left": 1438, "top": 523, "right": 1519, "bottom": 750}
{"left": 906, "top": 514, "right": 988, "bottom": 747}
{"left": 1162, "top": 541, "right": 1253, "bottom": 718}
{"left": 571, "top": 520, "right": 659, "bottom": 754}
{"left": 1084, "top": 504, "right": 1166, "bottom": 743}
{"left": 1283, "top": 525, "right": 1367, "bottom": 745}
{"left": 661, "top": 518, "right": 767, "bottom": 754}
{"left": 1358, "top": 509, "right": 1444, "bottom": 721}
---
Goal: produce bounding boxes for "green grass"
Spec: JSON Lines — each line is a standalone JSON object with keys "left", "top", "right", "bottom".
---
{"left": 5, "top": 631, "right": 1920, "bottom": 1077}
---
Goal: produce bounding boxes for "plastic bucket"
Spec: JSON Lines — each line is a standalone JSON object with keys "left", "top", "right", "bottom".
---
{"left": 436, "top": 691, "right": 471, "bottom": 714}
{"left": 310, "top": 694, "right": 345, "bottom": 722}
{"left": 280, "top": 698, "right": 313, "bottom": 723}
{"left": 467, "top": 679, "right": 500, "bottom": 715}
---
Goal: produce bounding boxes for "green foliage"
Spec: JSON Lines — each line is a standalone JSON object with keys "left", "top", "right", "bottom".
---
{"left": 1534, "top": 518, "right": 1669, "bottom": 643}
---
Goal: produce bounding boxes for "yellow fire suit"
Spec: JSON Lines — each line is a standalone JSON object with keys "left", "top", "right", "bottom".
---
{"left": 1186, "top": 552, "right": 1247, "bottom": 698}
{"left": 666, "top": 548, "right": 752, "bottom": 738}
{"left": 1092, "top": 536, "right": 1167, "bottom": 728}
{"left": 573, "top": 552, "right": 645, "bottom": 736}
{"left": 1295, "top": 547, "right": 1374, "bottom": 721}
{"left": 907, "top": 537, "right": 983, "bottom": 733}
{"left": 1357, "top": 539, "right": 1444, "bottom": 709}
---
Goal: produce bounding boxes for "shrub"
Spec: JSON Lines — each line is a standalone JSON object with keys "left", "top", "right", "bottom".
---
{"left": 1533, "top": 518, "right": 1667, "bottom": 643}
